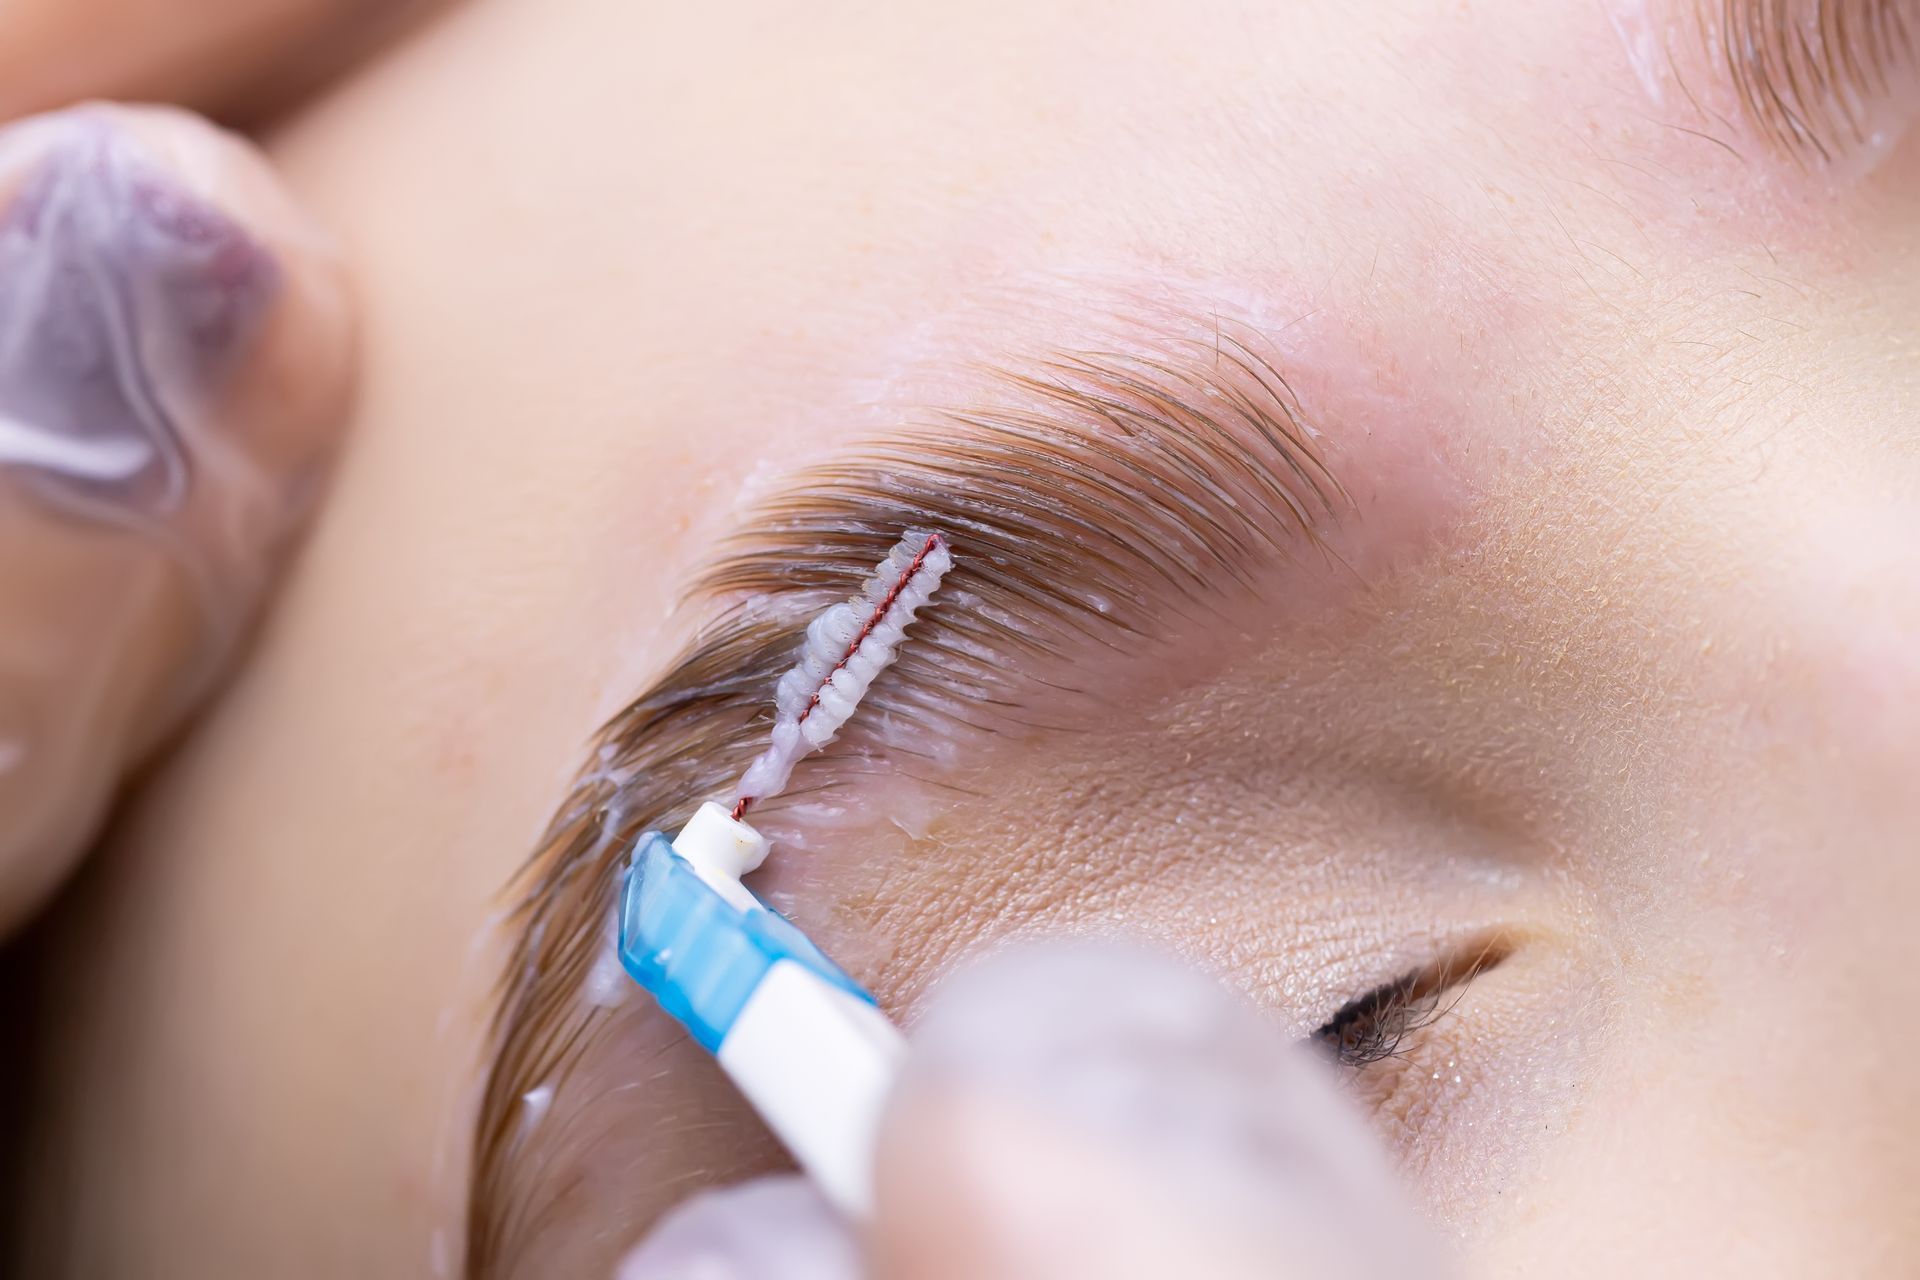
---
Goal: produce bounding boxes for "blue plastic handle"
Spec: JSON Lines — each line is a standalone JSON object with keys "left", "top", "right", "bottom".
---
{"left": 617, "top": 831, "right": 875, "bottom": 1052}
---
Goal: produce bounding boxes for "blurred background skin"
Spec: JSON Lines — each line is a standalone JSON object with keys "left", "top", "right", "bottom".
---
{"left": 3, "top": 1, "right": 1919, "bottom": 1277}
{"left": 0, "top": 0, "right": 453, "bottom": 126}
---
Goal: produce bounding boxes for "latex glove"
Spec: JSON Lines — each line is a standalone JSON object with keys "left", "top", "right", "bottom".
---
{"left": 619, "top": 943, "right": 1443, "bottom": 1280}
{"left": 0, "top": 102, "right": 353, "bottom": 929}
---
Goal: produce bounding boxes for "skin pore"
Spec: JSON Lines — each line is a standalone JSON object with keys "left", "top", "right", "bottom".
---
{"left": 13, "top": 0, "right": 1920, "bottom": 1276}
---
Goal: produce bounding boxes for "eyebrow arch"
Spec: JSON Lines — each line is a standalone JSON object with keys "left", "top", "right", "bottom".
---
{"left": 463, "top": 320, "right": 1350, "bottom": 1275}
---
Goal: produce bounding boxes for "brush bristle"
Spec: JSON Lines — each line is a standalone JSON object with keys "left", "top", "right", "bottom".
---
{"left": 732, "top": 529, "right": 951, "bottom": 814}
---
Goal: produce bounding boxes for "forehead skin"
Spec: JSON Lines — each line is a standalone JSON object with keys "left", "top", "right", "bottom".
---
{"left": 17, "top": 0, "right": 1920, "bottom": 1277}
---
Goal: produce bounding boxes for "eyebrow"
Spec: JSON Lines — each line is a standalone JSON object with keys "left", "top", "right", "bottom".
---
{"left": 462, "top": 320, "right": 1350, "bottom": 1274}
{"left": 1709, "top": 0, "right": 1915, "bottom": 162}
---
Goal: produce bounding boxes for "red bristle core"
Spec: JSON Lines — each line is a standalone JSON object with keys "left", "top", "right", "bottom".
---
{"left": 730, "top": 531, "right": 946, "bottom": 823}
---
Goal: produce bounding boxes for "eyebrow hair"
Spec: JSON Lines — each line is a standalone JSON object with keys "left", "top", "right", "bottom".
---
{"left": 462, "top": 322, "right": 1349, "bottom": 1274}
{"left": 1712, "top": 0, "right": 1915, "bottom": 162}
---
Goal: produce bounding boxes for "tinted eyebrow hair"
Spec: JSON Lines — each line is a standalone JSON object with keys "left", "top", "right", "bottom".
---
{"left": 463, "top": 323, "right": 1349, "bottom": 1273}
{"left": 1711, "top": 0, "right": 1915, "bottom": 161}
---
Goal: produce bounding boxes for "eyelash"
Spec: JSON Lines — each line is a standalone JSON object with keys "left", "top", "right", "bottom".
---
{"left": 1312, "top": 939, "right": 1508, "bottom": 1069}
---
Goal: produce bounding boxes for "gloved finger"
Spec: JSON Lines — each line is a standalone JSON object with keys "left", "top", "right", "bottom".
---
{"left": 615, "top": 1177, "right": 862, "bottom": 1280}
{"left": 0, "top": 102, "right": 353, "bottom": 930}
{"left": 0, "top": 1, "right": 443, "bottom": 124}
{"left": 612, "top": 942, "right": 1443, "bottom": 1280}
{"left": 868, "top": 942, "right": 1443, "bottom": 1280}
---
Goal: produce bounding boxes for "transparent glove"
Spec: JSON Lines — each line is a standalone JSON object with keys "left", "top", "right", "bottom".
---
{"left": 0, "top": 102, "right": 352, "bottom": 928}
{"left": 619, "top": 942, "right": 1444, "bottom": 1280}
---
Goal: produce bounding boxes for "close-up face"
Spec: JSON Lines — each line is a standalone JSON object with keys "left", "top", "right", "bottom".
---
{"left": 13, "top": 0, "right": 1920, "bottom": 1275}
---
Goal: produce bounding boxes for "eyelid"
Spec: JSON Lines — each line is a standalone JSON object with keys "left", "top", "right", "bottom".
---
{"left": 1313, "top": 933, "right": 1513, "bottom": 1069}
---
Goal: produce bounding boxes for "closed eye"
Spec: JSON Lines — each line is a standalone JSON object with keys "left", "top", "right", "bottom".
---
{"left": 1313, "top": 934, "right": 1512, "bottom": 1069}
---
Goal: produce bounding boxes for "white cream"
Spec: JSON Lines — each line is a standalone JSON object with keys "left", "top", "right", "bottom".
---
{"left": 733, "top": 529, "right": 952, "bottom": 809}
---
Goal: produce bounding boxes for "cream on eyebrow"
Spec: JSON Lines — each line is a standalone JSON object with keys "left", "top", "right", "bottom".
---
{"left": 732, "top": 529, "right": 951, "bottom": 819}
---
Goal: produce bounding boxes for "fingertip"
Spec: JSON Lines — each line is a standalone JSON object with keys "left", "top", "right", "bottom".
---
{"left": 872, "top": 942, "right": 1443, "bottom": 1280}
{"left": 0, "top": 102, "right": 356, "bottom": 927}
{"left": 80, "top": 101, "right": 356, "bottom": 486}
{"left": 0, "top": 102, "right": 356, "bottom": 524}
{"left": 614, "top": 1177, "right": 861, "bottom": 1280}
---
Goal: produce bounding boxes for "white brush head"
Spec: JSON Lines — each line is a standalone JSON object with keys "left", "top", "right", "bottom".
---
{"left": 733, "top": 529, "right": 951, "bottom": 811}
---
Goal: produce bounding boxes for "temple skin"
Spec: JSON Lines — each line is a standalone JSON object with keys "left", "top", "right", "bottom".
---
{"left": 10, "top": 0, "right": 1920, "bottom": 1277}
